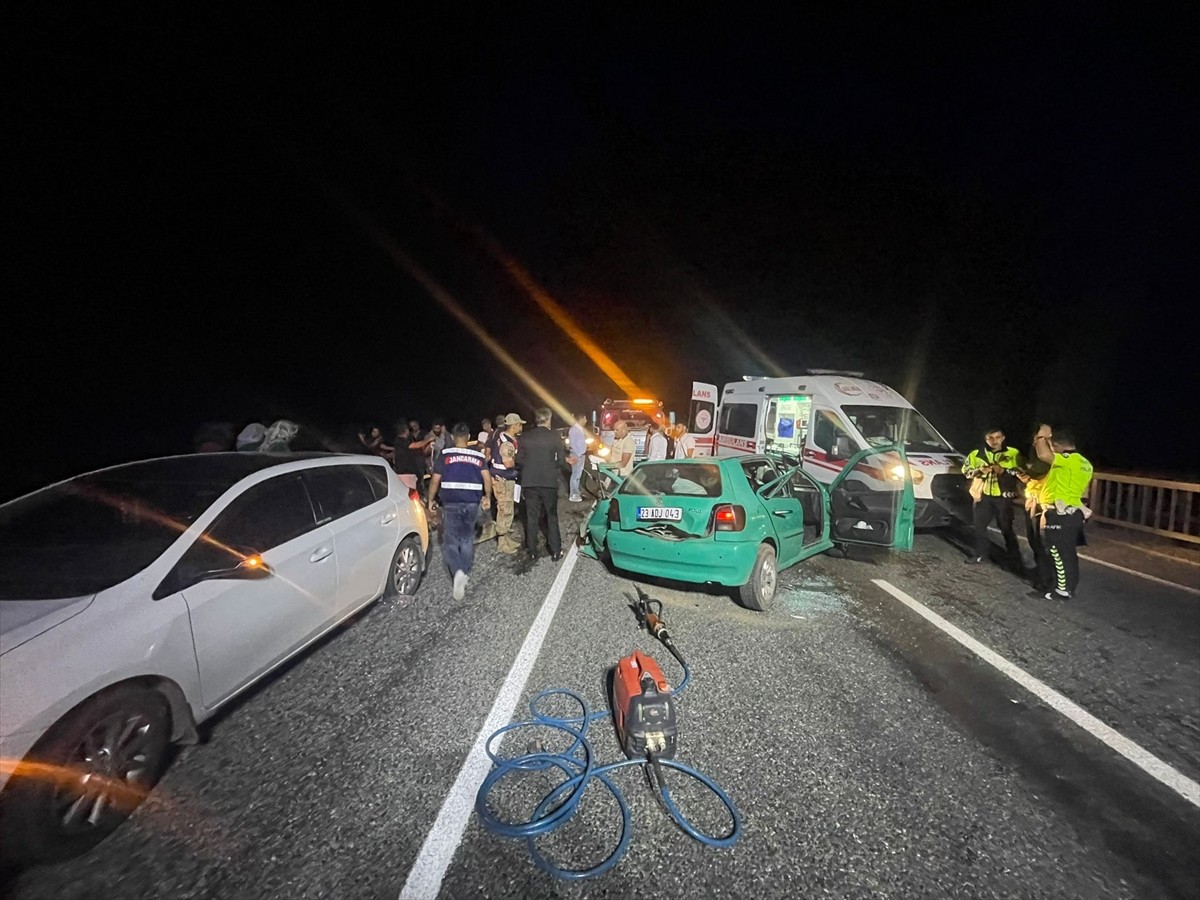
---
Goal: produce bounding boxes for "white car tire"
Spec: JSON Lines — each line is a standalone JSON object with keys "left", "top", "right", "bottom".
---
{"left": 387, "top": 535, "right": 424, "bottom": 598}
{"left": 1, "top": 684, "right": 172, "bottom": 863}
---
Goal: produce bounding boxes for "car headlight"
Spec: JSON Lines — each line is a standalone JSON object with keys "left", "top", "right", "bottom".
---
{"left": 889, "top": 463, "right": 924, "bottom": 484}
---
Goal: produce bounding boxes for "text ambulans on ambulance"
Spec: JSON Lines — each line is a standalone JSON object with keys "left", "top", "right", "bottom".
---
{"left": 686, "top": 372, "right": 967, "bottom": 527}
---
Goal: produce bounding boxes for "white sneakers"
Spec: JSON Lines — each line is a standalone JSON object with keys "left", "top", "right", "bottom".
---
{"left": 569, "top": 494, "right": 583, "bottom": 502}
{"left": 453, "top": 570, "right": 468, "bottom": 600}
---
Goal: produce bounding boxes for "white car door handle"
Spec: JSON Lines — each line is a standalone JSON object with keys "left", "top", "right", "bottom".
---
{"left": 380, "top": 511, "right": 397, "bottom": 525}
{"left": 309, "top": 546, "right": 334, "bottom": 563}
{"left": 772, "top": 510, "right": 792, "bottom": 517}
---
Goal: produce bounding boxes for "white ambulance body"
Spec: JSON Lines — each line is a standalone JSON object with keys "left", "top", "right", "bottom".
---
{"left": 686, "top": 372, "right": 967, "bottom": 527}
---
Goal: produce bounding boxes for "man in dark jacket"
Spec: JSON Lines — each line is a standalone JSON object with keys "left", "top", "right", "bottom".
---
{"left": 516, "top": 406, "right": 570, "bottom": 562}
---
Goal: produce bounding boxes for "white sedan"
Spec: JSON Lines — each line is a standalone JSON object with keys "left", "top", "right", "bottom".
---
{"left": 0, "top": 452, "right": 428, "bottom": 863}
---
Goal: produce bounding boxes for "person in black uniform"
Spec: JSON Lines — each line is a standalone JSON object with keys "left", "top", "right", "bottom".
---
{"left": 516, "top": 407, "right": 570, "bottom": 562}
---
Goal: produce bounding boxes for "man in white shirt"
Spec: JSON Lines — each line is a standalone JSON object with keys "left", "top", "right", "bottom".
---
{"left": 646, "top": 420, "right": 668, "bottom": 460}
{"left": 672, "top": 423, "right": 696, "bottom": 459}
{"left": 567, "top": 412, "right": 588, "bottom": 501}
{"left": 476, "top": 417, "right": 493, "bottom": 452}
{"left": 611, "top": 421, "right": 637, "bottom": 477}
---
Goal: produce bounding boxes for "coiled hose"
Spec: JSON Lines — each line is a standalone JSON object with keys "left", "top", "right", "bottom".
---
{"left": 473, "top": 651, "right": 741, "bottom": 880}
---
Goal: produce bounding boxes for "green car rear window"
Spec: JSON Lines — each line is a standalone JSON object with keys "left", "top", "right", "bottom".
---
{"left": 619, "top": 463, "right": 724, "bottom": 498}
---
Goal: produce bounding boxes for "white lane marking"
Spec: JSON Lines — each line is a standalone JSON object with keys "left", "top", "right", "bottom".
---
{"left": 872, "top": 578, "right": 1200, "bottom": 809}
{"left": 1080, "top": 555, "right": 1200, "bottom": 596}
{"left": 1105, "top": 542, "right": 1200, "bottom": 567}
{"left": 986, "top": 526, "right": 1199, "bottom": 595}
{"left": 399, "top": 545, "right": 580, "bottom": 900}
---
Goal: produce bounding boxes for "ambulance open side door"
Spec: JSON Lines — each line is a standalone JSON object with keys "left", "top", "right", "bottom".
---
{"left": 687, "top": 381, "right": 718, "bottom": 458}
{"left": 762, "top": 393, "right": 812, "bottom": 460}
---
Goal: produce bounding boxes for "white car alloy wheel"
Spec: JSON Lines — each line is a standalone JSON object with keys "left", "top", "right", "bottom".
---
{"left": 2, "top": 686, "right": 171, "bottom": 862}
{"left": 389, "top": 536, "right": 424, "bottom": 596}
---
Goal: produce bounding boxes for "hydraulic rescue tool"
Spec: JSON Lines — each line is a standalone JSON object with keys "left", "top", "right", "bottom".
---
{"left": 614, "top": 589, "right": 683, "bottom": 759}
{"left": 474, "top": 587, "right": 740, "bottom": 880}
{"left": 612, "top": 650, "right": 677, "bottom": 760}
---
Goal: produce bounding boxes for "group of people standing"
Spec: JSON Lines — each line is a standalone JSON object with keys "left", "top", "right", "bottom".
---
{"left": 422, "top": 408, "right": 580, "bottom": 600}
{"left": 603, "top": 418, "right": 696, "bottom": 479}
{"left": 961, "top": 423, "right": 1094, "bottom": 601}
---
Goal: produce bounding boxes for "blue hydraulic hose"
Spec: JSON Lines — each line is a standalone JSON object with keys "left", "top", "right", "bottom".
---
{"left": 473, "top": 659, "right": 741, "bottom": 881}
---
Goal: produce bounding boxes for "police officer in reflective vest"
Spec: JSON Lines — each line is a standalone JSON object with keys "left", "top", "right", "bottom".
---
{"left": 1016, "top": 423, "right": 1053, "bottom": 591}
{"left": 1032, "top": 428, "right": 1093, "bottom": 600}
{"left": 961, "top": 426, "right": 1023, "bottom": 567}
{"left": 489, "top": 413, "right": 525, "bottom": 554}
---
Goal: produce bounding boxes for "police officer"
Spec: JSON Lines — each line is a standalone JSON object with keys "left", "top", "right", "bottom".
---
{"left": 1016, "top": 423, "right": 1053, "bottom": 591}
{"left": 489, "top": 413, "right": 525, "bottom": 554}
{"left": 427, "top": 423, "right": 492, "bottom": 600}
{"left": 961, "top": 426, "right": 1023, "bottom": 567}
{"left": 1032, "top": 428, "right": 1094, "bottom": 600}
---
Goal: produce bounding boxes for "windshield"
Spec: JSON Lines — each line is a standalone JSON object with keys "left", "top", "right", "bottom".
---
{"left": 843, "top": 405, "right": 951, "bottom": 453}
{"left": 619, "top": 463, "right": 724, "bottom": 498}
{"left": 602, "top": 409, "right": 658, "bottom": 428}
{"left": 0, "top": 474, "right": 227, "bottom": 600}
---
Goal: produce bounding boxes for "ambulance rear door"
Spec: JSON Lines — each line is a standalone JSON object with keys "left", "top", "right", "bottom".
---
{"left": 686, "top": 382, "right": 718, "bottom": 457}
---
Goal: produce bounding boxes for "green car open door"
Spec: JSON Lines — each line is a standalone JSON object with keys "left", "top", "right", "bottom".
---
{"left": 824, "top": 443, "right": 915, "bottom": 551}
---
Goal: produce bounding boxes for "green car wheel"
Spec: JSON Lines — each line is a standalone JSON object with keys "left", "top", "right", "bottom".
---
{"left": 738, "top": 543, "right": 777, "bottom": 611}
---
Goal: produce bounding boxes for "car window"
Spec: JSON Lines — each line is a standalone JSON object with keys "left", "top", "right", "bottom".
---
{"left": 0, "top": 476, "right": 228, "bottom": 600}
{"left": 812, "top": 409, "right": 860, "bottom": 456}
{"left": 359, "top": 463, "right": 391, "bottom": 501}
{"left": 740, "top": 460, "right": 782, "bottom": 493}
{"left": 178, "top": 474, "right": 317, "bottom": 574}
{"left": 304, "top": 466, "right": 379, "bottom": 523}
{"left": 719, "top": 403, "right": 758, "bottom": 438}
{"left": 619, "top": 463, "right": 724, "bottom": 498}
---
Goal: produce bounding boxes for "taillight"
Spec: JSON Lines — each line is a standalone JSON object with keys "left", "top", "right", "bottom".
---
{"left": 713, "top": 504, "right": 746, "bottom": 532}
{"left": 409, "top": 488, "right": 420, "bottom": 502}
{"left": 608, "top": 498, "right": 620, "bottom": 523}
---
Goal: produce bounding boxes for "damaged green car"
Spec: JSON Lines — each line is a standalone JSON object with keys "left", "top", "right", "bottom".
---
{"left": 578, "top": 446, "right": 915, "bottom": 610}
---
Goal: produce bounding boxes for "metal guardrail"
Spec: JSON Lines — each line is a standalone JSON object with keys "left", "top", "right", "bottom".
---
{"left": 1086, "top": 472, "right": 1200, "bottom": 545}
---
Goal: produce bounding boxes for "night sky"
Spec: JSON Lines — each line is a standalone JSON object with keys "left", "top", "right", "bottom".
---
{"left": 6, "top": 7, "right": 1196, "bottom": 500}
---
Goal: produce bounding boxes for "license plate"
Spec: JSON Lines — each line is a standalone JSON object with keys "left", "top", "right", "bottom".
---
{"left": 637, "top": 507, "right": 682, "bottom": 521}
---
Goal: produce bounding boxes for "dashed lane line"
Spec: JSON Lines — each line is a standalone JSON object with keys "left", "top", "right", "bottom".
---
{"left": 873, "top": 578, "right": 1200, "bottom": 809}
{"left": 399, "top": 544, "right": 580, "bottom": 900}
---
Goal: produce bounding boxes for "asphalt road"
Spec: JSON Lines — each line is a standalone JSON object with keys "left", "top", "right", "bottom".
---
{"left": 5, "top": 501, "right": 1198, "bottom": 900}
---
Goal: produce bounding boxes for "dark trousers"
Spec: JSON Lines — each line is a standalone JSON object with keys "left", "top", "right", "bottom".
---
{"left": 1041, "top": 509, "right": 1084, "bottom": 594}
{"left": 441, "top": 503, "right": 478, "bottom": 576}
{"left": 523, "top": 486, "right": 561, "bottom": 556}
{"left": 1026, "top": 507, "right": 1048, "bottom": 587}
{"left": 973, "top": 495, "right": 1019, "bottom": 561}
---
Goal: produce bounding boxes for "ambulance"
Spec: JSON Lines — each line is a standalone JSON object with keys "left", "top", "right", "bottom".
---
{"left": 685, "top": 371, "right": 968, "bottom": 527}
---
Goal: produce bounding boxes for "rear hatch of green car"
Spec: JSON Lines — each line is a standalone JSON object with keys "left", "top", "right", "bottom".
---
{"left": 612, "top": 461, "right": 727, "bottom": 538}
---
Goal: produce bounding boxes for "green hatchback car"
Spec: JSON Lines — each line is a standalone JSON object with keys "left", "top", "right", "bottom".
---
{"left": 579, "top": 446, "right": 915, "bottom": 610}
